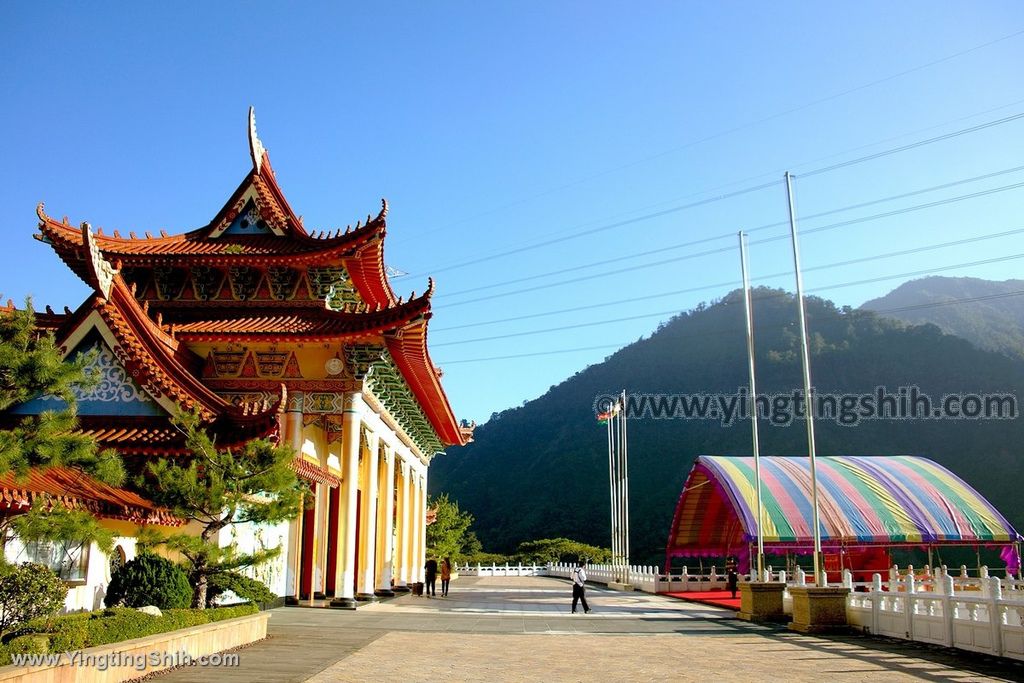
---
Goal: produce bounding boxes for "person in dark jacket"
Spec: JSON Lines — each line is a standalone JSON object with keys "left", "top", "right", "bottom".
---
{"left": 424, "top": 556, "right": 438, "bottom": 597}
{"left": 727, "top": 567, "right": 739, "bottom": 599}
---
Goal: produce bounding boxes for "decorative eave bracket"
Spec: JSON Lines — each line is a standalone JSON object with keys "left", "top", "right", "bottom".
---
{"left": 82, "top": 222, "right": 119, "bottom": 300}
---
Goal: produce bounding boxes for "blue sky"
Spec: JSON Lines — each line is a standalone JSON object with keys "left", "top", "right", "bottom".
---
{"left": 2, "top": 2, "right": 1023, "bottom": 425}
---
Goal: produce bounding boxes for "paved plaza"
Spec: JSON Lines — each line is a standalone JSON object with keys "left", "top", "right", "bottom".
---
{"left": 155, "top": 576, "right": 1023, "bottom": 682}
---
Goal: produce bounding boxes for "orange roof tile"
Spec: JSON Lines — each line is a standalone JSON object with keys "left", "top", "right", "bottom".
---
{"left": 0, "top": 466, "right": 182, "bottom": 526}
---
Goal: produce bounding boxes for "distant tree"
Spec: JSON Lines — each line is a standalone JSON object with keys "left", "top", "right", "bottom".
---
{"left": 425, "top": 494, "right": 474, "bottom": 562}
{"left": 137, "top": 411, "right": 305, "bottom": 608}
{"left": 513, "top": 538, "right": 611, "bottom": 564}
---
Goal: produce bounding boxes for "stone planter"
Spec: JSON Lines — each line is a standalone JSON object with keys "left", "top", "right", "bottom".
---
{"left": 0, "top": 611, "right": 270, "bottom": 683}
{"left": 737, "top": 582, "right": 786, "bottom": 622}
{"left": 788, "top": 586, "right": 851, "bottom": 633}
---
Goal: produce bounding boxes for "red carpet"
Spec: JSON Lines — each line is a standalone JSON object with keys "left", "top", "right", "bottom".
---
{"left": 661, "top": 590, "right": 740, "bottom": 610}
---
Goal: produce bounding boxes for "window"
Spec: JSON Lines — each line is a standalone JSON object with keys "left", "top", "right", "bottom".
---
{"left": 22, "top": 540, "right": 90, "bottom": 583}
{"left": 109, "top": 544, "right": 126, "bottom": 578}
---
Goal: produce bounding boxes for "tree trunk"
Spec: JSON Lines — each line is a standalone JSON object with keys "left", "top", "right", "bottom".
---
{"left": 193, "top": 569, "right": 208, "bottom": 609}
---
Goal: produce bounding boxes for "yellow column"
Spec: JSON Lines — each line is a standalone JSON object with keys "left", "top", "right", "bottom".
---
{"left": 404, "top": 458, "right": 417, "bottom": 585}
{"left": 414, "top": 471, "right": 426, "bottom": 583}
{"left": 356, "top": 430, "right": 380, "bottom": 600}
{"left": 395, "top": 459, "right": 411, "bottom": 589}
{"left": 376, "top": 442, "right": 396, "bottom": 595}
{"left": 284, "top": 392, "right": 304, "bottom": 603}
{"left": 330, "top": 392, "right": 361, "bottom": 609}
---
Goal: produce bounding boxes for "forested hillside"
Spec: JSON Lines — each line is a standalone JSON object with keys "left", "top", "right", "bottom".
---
{"left": 862, "top": 276, "right": 1024, "bottom": 360}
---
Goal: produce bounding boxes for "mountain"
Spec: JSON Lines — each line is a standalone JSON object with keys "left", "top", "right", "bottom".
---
{"left": 861, "top": 277, "right": 1024, "bottom": 360}
{"left": 430, "top": 288, "right": 1024, "bottom": 567}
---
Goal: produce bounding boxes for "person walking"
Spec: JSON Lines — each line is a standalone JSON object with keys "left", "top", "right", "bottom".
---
{"left": 571, "top": 560, "right": 591, "bottom": 614}
{"left": 727, "top": 566, "right": 739, "bottom": 600}
{"left": 424, "top": 556, "right": 438, "bottom": 597}
{"left": 440, "top": 558, "right": 452, "bottom": 597}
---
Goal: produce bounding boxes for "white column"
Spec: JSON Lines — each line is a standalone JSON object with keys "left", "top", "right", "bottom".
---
{"left": 331, "top": 392, "right": 362, "bottom": 608}
{"left": 396, "top": 460, "right": 411, "bottom": 588}
{"left": 376, "top": 441, "right": 396, "bottom": 594}
{"left": 357, "top": 430, "right": 380, "bottom": 599}
{"left": 284, "top": 393, "right": 304, "bottom": 601}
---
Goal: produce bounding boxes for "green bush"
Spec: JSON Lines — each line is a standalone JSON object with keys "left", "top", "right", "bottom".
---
{"left": 104, "top": 553, "right": 192, "bottom": 609}
{"left": 0, "top": 563, "right": 68, "bottom": 633}
{"left": 206, "top": 572, "right": 276, "bottom": 607}
{"left": 0, "top": 604, "right": 258, "bottom": 664}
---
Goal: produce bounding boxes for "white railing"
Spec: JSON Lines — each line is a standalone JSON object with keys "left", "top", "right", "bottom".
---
{"left": 848, "top": 571, "right": 1024, "bottom": 661}
{"left": 457, "top": 562, "right": 662, "bottom": 591}
{"left": 458, "top": 563, "right": 547, "bottom": 577}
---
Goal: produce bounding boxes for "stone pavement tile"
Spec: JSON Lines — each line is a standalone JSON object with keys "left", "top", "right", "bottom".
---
{"left": 308, "top": 632, "right": 1016, "bottom": 683}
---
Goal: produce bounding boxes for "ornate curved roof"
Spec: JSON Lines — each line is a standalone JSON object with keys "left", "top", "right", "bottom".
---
{"left": 35, "top": 197, "right": 386, "bottom": 265}
{"left": 166, "top": 284, "right": 433, "bottom": 343}
{"left": 28, "top": 108, "right": 469, "bottom": 451}
{"left": 385, "top": 313, "right": 465, "bottom": 448}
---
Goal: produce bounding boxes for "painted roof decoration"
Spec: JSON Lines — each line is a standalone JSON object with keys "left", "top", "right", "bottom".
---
{"left": 666, "top": 455, "right": 1021, "bottom": 560}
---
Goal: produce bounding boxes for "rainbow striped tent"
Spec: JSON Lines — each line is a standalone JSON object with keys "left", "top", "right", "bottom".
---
{"left": 665, "top": 455, "right": 1021, "bottom": 571}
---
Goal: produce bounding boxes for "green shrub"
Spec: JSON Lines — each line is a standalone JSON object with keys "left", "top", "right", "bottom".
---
{"left": 206, "top": 572, "right": 276, "bottom": 607}
{"left": 104, "top": 553, "right": 192, "bottom": 609}
{"left": 0, "top": 563, "right": 67, "bottom": 633}
{"left": 1, "top": 603, "right": 259, "bottom": 662}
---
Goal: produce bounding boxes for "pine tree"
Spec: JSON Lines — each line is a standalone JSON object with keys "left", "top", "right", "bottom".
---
{"left": 138, "top": 411, "right": 305, "bottom": 608}
{"left": 0, "top": 300, "right": 124, "bottom": 558}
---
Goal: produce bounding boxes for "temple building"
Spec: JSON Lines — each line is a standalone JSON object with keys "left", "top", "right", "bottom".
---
{"left": 1, "top": 109, "right": 471, "bottom": 608}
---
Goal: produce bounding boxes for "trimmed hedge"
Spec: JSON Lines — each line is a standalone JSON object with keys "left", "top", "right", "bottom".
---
{"left": 0, "top": 604, "right": 258, "bottom": 665}
{"left": 104, "top": 554, "right": 193, "bottom": 610}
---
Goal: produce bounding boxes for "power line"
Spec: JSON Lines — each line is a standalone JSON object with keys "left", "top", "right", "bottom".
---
{"left": 433, "top": 178, "right": 1024, "bottom": 310}
{"left": 439, "top": 342, "right": 630, "bottom": 366}
{"left": 432, "top": 226, "right": 1024, "bottom": 332}
{"left": 797, "top": 112, "right": 1024, "bottom": 179}
{"left": 393, "top": 27, "right": 1024, "bottom": 247}
{"left": 435, "top": 288, "right": 1024, "bottom": 365}
{"left": 401, "top": 107, "right": 1024, "bottom": 281}
{"left": 431, "top": 251, "right": 1024, "bottom": 347}
{"left": 435, "top": 164, "right": 1024, "bottom": 300}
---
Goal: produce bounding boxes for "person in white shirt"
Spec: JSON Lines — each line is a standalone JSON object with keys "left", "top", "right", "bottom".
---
{"left": 571, "top": 560, "right": 591, "bottom": 614}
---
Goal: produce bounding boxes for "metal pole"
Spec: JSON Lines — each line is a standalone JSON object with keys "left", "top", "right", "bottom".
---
{"left": 739, "top": 231, "right": 765, "bottom": 582}
{"left": 785, "top": 172, "right": 824, "bottom": 587}
{"left": 606, "top": 405, "right": 617, "bottom": 573}
{"left": 614, "top": 394, "right": 624, "bottom": 582}
{"left": 621, "top": 390, "right": 631, "bottom": 584}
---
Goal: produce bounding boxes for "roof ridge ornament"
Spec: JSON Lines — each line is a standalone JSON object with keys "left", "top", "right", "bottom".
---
{"left": 248, "top": 106, "right": 267, "bottom": 173}
{"left": 81, "top": 222, "right": 119, "bottom": 299}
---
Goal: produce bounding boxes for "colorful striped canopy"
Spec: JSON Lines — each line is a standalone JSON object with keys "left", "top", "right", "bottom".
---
{"left": 666, "top": 455, "right": 1021, "bottom": 560}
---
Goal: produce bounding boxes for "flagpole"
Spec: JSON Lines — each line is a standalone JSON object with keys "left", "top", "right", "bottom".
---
{"left": 785, "top": 172, "right": 824, "bottom": 587}
{"left": 621, "top": 389, "right": 631, "bottom": 584}
{"left": 738, "top": 232, "right": 766, "bottom": 581}
{"left": 606, "top": 403, "right": 617, "bottom": 572}
{"left": 610, "top": 397, "right": 618, "bottom": 581}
